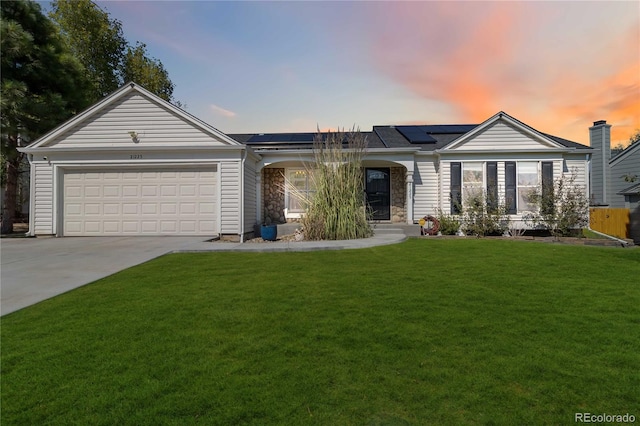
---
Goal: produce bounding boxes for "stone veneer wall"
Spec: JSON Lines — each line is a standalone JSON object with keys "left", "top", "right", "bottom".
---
{"left": 263, "top": 166, "right": 406, "bottom": 224}
{"left": 390, "top": 167, "right": 406, "bottom": 223}
{"left": 262, "top": 168, "right": 286, "bottom": 224}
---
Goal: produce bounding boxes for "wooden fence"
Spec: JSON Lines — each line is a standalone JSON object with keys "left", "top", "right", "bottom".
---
{"left": 589, "top": 208, "right": 630, "bottom": 239}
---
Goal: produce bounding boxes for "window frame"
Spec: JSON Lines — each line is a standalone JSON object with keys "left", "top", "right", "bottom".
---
{"left": 516, "top": 161, "right": 540, "bottom": 213}
{"left": 284, "top": 168, "right": 315, "bottom": 217}
{"left": 461, "top": 162, "right": 485, "bottom": 205}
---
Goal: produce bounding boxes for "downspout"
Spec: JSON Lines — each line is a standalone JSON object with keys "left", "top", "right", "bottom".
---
{"left": 586, "top": 225, "right": 630, "bottom": 247}
{"left": 26, "top": 154, "right": 35, "bottom": 236}
{"left": 239, "top": 148, "right": 248, "bottom": 243}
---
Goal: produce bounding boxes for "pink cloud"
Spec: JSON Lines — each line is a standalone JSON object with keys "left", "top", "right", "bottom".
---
{"left": 363, "top": 2, "right": 639, "bottom": 146}
{"left": 210, "top": 104, "right": 237, "bottom": 118}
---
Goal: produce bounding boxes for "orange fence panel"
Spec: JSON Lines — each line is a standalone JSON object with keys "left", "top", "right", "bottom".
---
{"left": 589, "top": 208, "right": 630, "bottom": 239}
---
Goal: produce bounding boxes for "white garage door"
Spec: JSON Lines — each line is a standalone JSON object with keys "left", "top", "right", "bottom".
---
{"left": 63, "top": 168, "right": 217, "bottom": 236}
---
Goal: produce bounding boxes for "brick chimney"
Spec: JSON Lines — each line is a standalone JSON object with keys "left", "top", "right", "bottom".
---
{"left": 589, "top": 120, "right": 612, "bottom": 205}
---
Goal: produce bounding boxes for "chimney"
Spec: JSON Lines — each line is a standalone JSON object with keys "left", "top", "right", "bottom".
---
{"left": 589, "top": 120, "right": 612, "bottom": 205}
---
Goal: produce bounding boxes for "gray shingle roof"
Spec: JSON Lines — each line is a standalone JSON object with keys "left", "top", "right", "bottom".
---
{"left": 230, "top": 122, "right": 590, "bottom": 151}
{"left": 228, "top": 131, "right": 386, "bottom": 150}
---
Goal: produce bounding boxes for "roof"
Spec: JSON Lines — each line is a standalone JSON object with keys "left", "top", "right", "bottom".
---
{"left": 618, "top": 182, "right": 640, "bottom": 196}
{"left": 232, "top": 112, "right": 590, "bottom": 152}
{"left": 610, "top": 141, "right": 640, "bottom": 166}
{"left": 228, "top": 131, "right": 387, "bottom": 150}
{"left": 21, "top": 82, "right": 241, "bottom": 151}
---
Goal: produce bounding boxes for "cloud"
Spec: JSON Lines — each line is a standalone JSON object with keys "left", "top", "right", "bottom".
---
{"left": 363, "top": 2, "right": 639, "bottom": 145}
{"left": 210, "top": 104, "right": 237, "bottom": 118}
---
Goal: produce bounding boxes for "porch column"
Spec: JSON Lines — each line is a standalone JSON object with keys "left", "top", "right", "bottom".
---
{"left": 405, "top": 171, "right": 414, "bottom": 224}
{"left": 256, "top": 172, "right": 262, "bottom": 225}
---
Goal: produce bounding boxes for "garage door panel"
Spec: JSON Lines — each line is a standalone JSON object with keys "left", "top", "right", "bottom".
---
{"left": 122, "top": 203, "right": 138, "bottom": 214}
{"left": 141, "top": 185, "right": 157, "bottom": 197}
{"left": 63, "top": 168, "right": 217, "bottom": 236}
{"left": 84, "top": 204, "right": 101, "bottom": 215}
{"left": 103, "top": 186, "right": 120, "bottom": 197}
{"left": 103, "top": 221, "right": 120, "bottom": 233}
{"left": 85, "top": 186, "right": 101, "bottom": 198}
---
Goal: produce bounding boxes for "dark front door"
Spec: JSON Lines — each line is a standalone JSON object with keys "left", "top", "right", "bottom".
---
{"left": 365, "top": 168, "right": 391, "bottom": 220}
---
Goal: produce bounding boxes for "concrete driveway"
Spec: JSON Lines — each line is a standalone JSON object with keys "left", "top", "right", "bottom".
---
{"left": 1, "top": 236, "right": 209, "bottom": 316}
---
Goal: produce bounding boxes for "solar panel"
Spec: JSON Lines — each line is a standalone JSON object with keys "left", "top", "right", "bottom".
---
{"left": 396, "top": 126, "right": 437, "bottom": 143}
{"left": 422, "top": 125, "right": 476, "bottom": 134}
{"left": 247, "top": 134, "right": 271, "bottom": 143}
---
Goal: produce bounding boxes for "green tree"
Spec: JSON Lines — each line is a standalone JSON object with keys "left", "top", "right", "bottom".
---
{"left": 123, "top": 42, "right": 174, "bottom": 102}
{"left": 51, "top": 0, "right": 175, "bottom": 103}
{"left": 1, "top": 0, "right": 89, "bottom": 233}
{"left": 50, "top": 0, "right": 126, "bottom": 102}
{"left": 629, "top": 129, "right": 640, "bottom": 146}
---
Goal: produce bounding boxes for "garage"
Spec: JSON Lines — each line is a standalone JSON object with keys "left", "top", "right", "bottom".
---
{"left": 63, "top": 168, "right": 217, "bottom": 236}
{"left": 20, "top": 83, "right": 256, "bottom": 240}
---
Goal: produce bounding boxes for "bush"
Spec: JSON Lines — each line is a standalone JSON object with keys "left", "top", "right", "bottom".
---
{"left": 461, "top": 191, "right": 510, "bottom": 237}
{"left": 436, "top": 210, "right": 461, "bottom": 235}
{"left": 524, "top": 172, "right": 589, "bottom": 238}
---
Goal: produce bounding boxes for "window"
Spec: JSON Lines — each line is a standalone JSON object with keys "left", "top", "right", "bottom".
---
{"left": 286, "top": 169, "right": 314, "bottom": 213}
{"left": 517, "top": 162, "right": 538, "bottom": 212}
{"left": 462, "top": 163, "right": 483, "bottom": 202}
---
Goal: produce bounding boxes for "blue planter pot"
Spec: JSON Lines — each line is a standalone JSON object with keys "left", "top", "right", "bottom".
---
{"left": 261, "top": 224, "right": 278, "bottom": 241}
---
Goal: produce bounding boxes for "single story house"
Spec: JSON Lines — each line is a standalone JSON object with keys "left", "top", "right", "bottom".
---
{"left": 19, "top": 82, "right": 593, "bottom": 240}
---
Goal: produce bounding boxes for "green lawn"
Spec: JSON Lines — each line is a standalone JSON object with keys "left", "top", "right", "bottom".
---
{"left": 2, "top": 239, "right": 639, "bottom": 425}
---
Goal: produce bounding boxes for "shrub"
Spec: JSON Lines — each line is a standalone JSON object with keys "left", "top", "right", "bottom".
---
{"left": 436, "top": 210, "right": 461, "bottom": 235}
{"left": 524, "top": 172, "right": 589, "bottom": 238}
{"left": 461, "top": 191, "right": 510, "bottom": 237}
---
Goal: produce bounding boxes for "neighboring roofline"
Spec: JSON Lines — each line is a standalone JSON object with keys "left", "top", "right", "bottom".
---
{"left": 442, "top": 111, "right": 568, "bottom": 150}
{"left": 617, "top": 182, "right": 640, "bottom": 195}
{"left": 24, "top": 82, "right": 241, "bottom": 149}
{"left": 610, "top": 141, "right": 640, "bottom": 167}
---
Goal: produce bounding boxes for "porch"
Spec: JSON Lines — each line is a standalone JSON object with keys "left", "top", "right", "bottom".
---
{"left": 260, "top": 164, "right": 412, "bottom": 225}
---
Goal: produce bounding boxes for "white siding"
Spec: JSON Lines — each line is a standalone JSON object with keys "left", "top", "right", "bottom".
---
{"left": 565, "top": 158, "right": 588, "bottom": 190}
{"left": 243, "top": 159, "right": 257, "bottom": 232}
{"left": 33, "top": 162, "right": 54, "bottom": 235}
{"left": 453, "top": 122, "right": 557, "bottom": 151}
{"left": 413, "top": 159, "right": 439, "bottom": 217}
{"left": 49, "top": 92, "right": 230, "bottom": 147}
{"left": 220, "top": 161, "right": 241, "bottom": 234}
{"left": 610, "top": 145, "right": 640, "bottom": 208}
{"left": 441, "top": 162, "right": 452, "bottom": 214}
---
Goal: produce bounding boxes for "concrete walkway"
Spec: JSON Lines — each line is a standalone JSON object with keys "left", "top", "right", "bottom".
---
{"left": 1, "top": 225, "right": 412, "bottom": 316}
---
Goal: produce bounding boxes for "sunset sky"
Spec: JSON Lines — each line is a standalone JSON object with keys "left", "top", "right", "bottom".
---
{"left": 84, "top": 1, "right": 640, "bottom": 147}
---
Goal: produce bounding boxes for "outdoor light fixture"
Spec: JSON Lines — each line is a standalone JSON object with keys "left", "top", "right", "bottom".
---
{"left": 128, "top": 131, "right": 139, "bottom": 143}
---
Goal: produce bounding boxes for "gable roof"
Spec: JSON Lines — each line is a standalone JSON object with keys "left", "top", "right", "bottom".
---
{"left": 618, "top": 182, "right": 640, "bottom": 196}
{"left": 610, "top": 141, "right": 640, "bottom": 166}
{"left": 22, "top": 82, "right": 241, "bottom": 150}
{"left": 441, "top": 111, "right": 586, "bottom": 151}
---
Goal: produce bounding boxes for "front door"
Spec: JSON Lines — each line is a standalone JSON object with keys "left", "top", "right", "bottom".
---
{"left": 365, "top": 168, "right": 391, "bottom": 220}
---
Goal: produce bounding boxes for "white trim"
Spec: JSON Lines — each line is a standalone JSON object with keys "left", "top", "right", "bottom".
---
{"left": 443, "top": 111, "right": 567, "bottom": 151}
{"left": 22, "top": 82, "right": 241, "bottom": 150}
{"left": 55, "top": 161, "right": 221, "bottom": 237}
{"left": 27, "top": 154, "right": 35, "bottom": 236}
